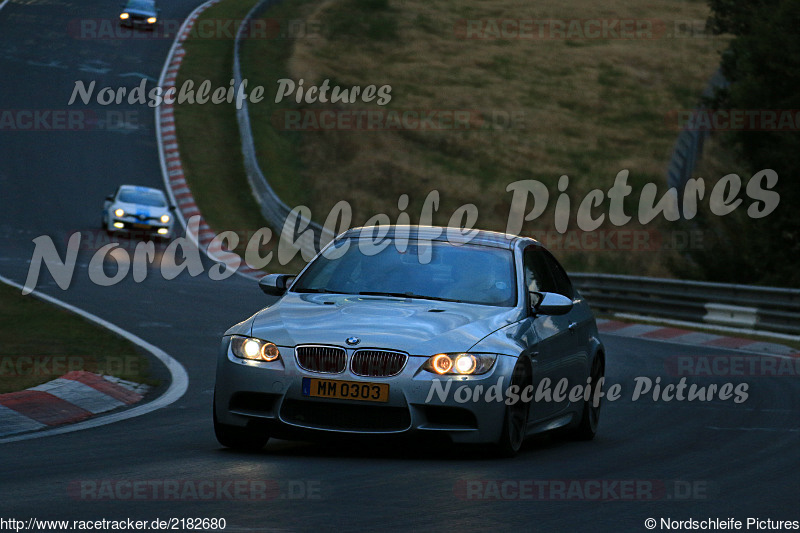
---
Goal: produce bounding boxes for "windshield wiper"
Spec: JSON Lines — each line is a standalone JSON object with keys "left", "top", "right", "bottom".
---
{"left": 293, "top": 287, "right": 348, "bottom": 294}
{"left": 358, "top": 291, "right": 461, "bottom": 303}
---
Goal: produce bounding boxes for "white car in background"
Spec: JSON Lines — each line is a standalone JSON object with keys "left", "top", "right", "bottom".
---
{"left": 102, "top": 185, "right": 175, "bottom": 239}
{"left": 119, "top": 0, "right": 160, "bottom": 30}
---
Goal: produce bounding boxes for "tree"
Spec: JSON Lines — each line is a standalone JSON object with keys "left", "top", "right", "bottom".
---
{"left": 684, "top": 0, "right": 800, "bottom": 287}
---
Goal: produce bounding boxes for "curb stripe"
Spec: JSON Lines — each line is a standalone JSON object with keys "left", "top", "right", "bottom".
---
{"left": 0, "top": 371, "right": 149, "bottom": 434}
{"left": 33, "top": 379, "right": 125, "bottom": 414}
{"left": 63, "top": 371, "right": 143, "bottom": 405}
{"left": 153, "top": 0, "right": 263, "bottom": 283}
{"left": 600, "top": 316, "right": 795, "bottom": 356}
{"left": 596, "top": 320, "right": 630, "bottom": 332}
{"left": 0, "top": 390, "right": 92, "bottom": 426}
{"left": 703, "top": 336, "right": 757, "bottom": 349}
{"left": 0, "top": 405, "right": 47, "bottom": 436}
{"left": 0, "top": 274, "right": 189, "bottom": 443}
{"left": 641, "top": 327, "right": 690, "bottom": 340}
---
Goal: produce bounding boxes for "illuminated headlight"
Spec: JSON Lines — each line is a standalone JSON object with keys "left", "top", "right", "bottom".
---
{"left": 423, "top": 353, "right": 496, "bottom": 375}
{"left": 113, "top": 222, "right": 124, "bottom": 229}
{"left": 147, "top": 16, "right": 157, "bottom": 23}
{"left": 157, "top": 228, "right": 168, "bottom": 235}
{"left": 160, "top": 214, "right": 170, "bottom": 223}
{"left": 114, "top": 208, "right": 125, "bottom": 217}
{"left": 120, "top": 12, "right": 129, "bottom": 19}
{"left": 230, "top": 336, "right": 280, "bottom": 362}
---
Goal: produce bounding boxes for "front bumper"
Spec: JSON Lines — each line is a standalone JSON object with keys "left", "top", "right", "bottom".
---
{"left": 213, "top": 337, "right": 518, "bottom": 444}
{"left": 109, "top": 217, "right": 172, "bottom": 238}
{"left": 119, "top": 17, "right": 158, "bottom": 29}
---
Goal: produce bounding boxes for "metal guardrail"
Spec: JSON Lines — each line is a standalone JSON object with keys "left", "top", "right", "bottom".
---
{"left": 666, "top": 69, "right": 729, "bottom": 194}
{"left": 232, "top": 11, "right": 799, "bottom": 338}
{"left": 233, "top": 0, "right": 333, "bottom": 258}
{"left": 572, "top": 273, "right": 800, "bottom": 335}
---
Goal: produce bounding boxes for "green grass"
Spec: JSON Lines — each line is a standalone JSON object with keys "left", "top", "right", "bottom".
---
{"left": 173, "top": 0, "right": 315, "bottom": 273}
{"left": 174, "top": 0, "right": 730, "bottom": 279}
{"left": 0, "top": 283, "right": 156, "bottom": 394}
{"left": 324, "top": 0, "right": 399, "bottom": 41}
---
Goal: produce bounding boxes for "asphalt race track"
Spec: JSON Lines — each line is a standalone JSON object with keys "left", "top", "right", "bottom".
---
{"left": 0, "top": 0, "right": 798, "bottom": 531}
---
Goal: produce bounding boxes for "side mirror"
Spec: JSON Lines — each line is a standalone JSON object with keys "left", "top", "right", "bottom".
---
{"left": 532, "top": 292, "right": 573, "bottom": 316}
{"left": 258, "top": 274, "right": 295, "bottom": 296}
{"left": 169, "top": 204, "right": 177, "bottom": 211}
{"left": 106, "top": 195, "right": 114, "bottom": 202}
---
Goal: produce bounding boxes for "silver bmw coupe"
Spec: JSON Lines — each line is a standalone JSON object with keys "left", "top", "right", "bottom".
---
{"left": 213, "top": 226, "right": 605, "bottom": 456}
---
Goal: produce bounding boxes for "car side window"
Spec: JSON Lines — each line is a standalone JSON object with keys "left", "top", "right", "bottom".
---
{"left": 523, "top": 248, "right": 558, "bottom": 294}
{"left": 541, "top": 250, "right": 575, "bottom": 299}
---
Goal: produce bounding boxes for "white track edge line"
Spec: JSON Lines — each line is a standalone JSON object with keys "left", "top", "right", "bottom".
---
{"left": 0, "top": 274, "right": 189, "bottom": 444}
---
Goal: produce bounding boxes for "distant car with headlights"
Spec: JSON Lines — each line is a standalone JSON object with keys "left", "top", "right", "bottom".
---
{"left": 102, "top": 185, "right": 175, "bottom": 239}
{"left": 119, "top": 0, "right": 159, "bottom": 29}
{"left": 213, "top": 226, "right": 605, "bottom": 456}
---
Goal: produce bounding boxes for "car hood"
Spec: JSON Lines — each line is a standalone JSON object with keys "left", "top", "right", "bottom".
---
{"left": 114, "top": 201, "right": 168, "bottom": 217}
{"left": 123, "top": 9, "right": 155, "bottom": 16}
{"left": 248, "top": 293, "right": 523, "bottom": 355}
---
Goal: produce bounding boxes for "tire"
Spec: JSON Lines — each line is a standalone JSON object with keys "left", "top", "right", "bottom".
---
{"left": 569, "top": 353, "right": 604, "bottom": 441}
{"left": 213, "top": 399, "right": 269, "bottom": 451}
{"left": 493, "top": 359, "right": 532, "bottom": 457}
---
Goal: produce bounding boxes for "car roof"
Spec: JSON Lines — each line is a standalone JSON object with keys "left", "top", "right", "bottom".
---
{"left": 339, "top": 225, "right": 539, "bottom": 250}
{"left": 124, "top": 0, "right": 156, "bottom": 11}
{"left": 118, "top": 185, "right": 165, "bottom": 196}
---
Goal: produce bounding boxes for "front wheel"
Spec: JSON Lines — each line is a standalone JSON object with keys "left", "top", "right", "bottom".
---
{"left": 569, "top": 353, "right": 604, "bottom": 441}
{"left": 493, "top": 360, "right": 532, "bottom": 457}
{"left": 213, "top": 399, "right": 269, "bottom": 451}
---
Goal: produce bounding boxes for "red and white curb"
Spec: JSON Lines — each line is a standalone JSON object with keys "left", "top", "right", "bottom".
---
{"left": 156, "top": 0, "right": 265, "bottom": 281}
{"left": 0, "top": 371, "right": 149, "bottom": 438}
{"left": 597, "top": 319, "right": 797, "bottom": 356}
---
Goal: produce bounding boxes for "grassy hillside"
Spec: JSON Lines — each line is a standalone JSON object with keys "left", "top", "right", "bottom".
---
{"left": 178, "top": 0, "right": 727, "bottom": 276}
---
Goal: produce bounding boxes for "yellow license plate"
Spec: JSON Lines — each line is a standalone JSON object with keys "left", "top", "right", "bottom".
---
{"left": 132, "top": 223, "right": 150, "bottom": 229}
{"left": 302, "top": 378, "right": 389, "bottom": 403}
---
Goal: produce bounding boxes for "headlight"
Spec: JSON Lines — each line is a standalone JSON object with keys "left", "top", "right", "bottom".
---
{"left": 147, "top": 16, "right": 157, "bottom": 23}
{"left": 160, "top": 214, "right": 170, "bottom": 223}
{"left": 230, "top": 336, "right": 280, "bottom": 362}
{"left": 423, "top": 353, "right": 496, "bottom": 375}
{"left": 120, "top": 12, "right": 129, "bottom": 19}
{"left": 114, "top": 208, "right": 125, "bottom": 217}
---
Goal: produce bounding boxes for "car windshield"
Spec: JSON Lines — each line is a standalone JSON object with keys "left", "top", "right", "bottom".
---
{"left": 118, "top": 189, "right": 166, "bottom": 207}
{"left": 291, "top": 238, "right": 517, "bottom": 307}
{"left": 126, "top": 0, "right": 155, "bottom": 11}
